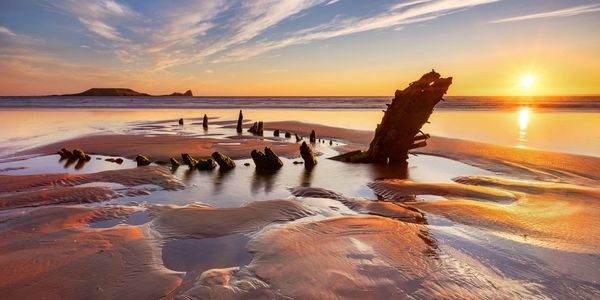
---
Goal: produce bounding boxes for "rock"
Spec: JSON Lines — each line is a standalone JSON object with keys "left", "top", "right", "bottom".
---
{"left": 309, "top": 130, "right": 316, "bottom": 143}
{"left": 181, "top": 153, "right": 197, "bottom": 167}
{"left": 72, "top": 149, "right": 88, "bottom": 160}
{"left": 332, "top": 70, "right": 452, "bottom": 164}
{"left": 196, "top": 158, "right": 217, "bottom": 170}
{"left": 248, "top": 121, "right": 264, "bottom": 135}
{"left": 293, "top": 161, "right": 304, "bottom": 165}
{"left": 105, "top": 157, "right": 124, "bottom": 164}
{"left": 203, "top": 114, "right": 208, "bottom": 129}
{"left": 258, "top": 121, "right": 264, "bottom": 135}
{"left": 211, "top": 152, "right": 236, "bottom": 169}
{"left": 295, "top": 134, "right": 302, "bottom": 143}
{"left": 170, "top": 157, "right": 180, "bottom": 167}
{"left": 135, "top": 155, "right": 151, "bottom": 166}
{"left": 154, "top": 160, "right": 169, "bottom": 165}
{"left": 167, "top": 90, "right": 193, "bottom": 96}
{"left": 285, "top": 132, "right": 291, "bottom": 138}
{"left": 236, "top": 110, "right": 243, "bottom": 133}
{"left": 58, "top": 148, "right": 91, "bottom": 161}
{"left": 244, "top": 163, "right": 251, "bottom": 166}
{"left": 178, "top": 118, "right": 184, "bottom": 125}
{"left": 251, "top": 147, "right": 283, "bottom": 171}
{"left": 248, "top": 122, "right": 258, "bottom": 133}
{"left": 300, "top": 142, "right": 318, "bottom": 168}
{"left": 329, "top": 140, "right": 333, "bottom": 146}
{"left": 63, "top": 88, "right": 150, "bottom": 97}
{"left": 274, "top": 129, "right": 280, "bottom": 137}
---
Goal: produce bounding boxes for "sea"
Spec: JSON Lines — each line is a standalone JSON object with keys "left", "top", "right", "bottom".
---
{"left": 0, "top": 95, "right": 599, "bottom": 110}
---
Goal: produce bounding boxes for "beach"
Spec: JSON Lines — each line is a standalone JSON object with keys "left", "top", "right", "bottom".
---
{"left": 0, "top": 100, "right": 599, "bottom": 299}
{"left": 3, "top": 0, "right": 600, "bottom": 297}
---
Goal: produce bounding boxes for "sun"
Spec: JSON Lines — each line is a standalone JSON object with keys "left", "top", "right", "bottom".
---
{"left": 520, "top": 74, "right": 535, "bottom": 87}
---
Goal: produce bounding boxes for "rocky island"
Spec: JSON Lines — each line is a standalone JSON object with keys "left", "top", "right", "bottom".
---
{"left": 60, "top": 88, "right": 193, "bottom": 97}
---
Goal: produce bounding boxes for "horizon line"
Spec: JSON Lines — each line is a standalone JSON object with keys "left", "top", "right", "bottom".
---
{"left": 1, "top": 94, "right": 600, "bottom": 98}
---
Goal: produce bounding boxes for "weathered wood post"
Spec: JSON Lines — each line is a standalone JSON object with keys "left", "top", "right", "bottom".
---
{"left": 332, "top": 70, "right": 452, "bottom": 164}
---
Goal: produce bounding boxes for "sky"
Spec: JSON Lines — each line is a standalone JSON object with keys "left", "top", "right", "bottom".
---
{"left": 0, "top": 0, "right": 599, "bottom": 96}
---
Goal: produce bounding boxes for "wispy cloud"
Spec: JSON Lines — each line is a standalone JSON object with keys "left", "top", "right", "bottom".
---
{"left": 214, "top": 0, "right": 498, "bottom": 63}
{"left": 491, "top": 3, "right": 600, "bottom": 23}
{"left": 179, "top": 0, "right": 329, "bottom": 68}
{"left": 0, "top": 26, "right": 17, "bottom": 36}
{"left": 26, "top": 0, "right": 498, "bottom": 73}
{"left": 49, "top": 0, "right": 135, "bottom": 42}
{"left": 77, "top": 17, "right": 127, "bottom": 41}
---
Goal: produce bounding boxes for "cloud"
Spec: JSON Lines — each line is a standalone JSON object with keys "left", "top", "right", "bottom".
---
{"left": 325, "top": 0, "right": 340, "bottom": 6}
{"left": 145, "top": 0, "right": 229, "bottom": 52}
{"left": 0, "top": 26, "right": 17, "bottom": 36}
{"left": 77, "top": 17, "right": 127, "bottom": 41}
{"left": 214, "top": 0, "right": 498, "bottom": 63}
{"left": 491, "top": 3, "right": 600, "bottom": 23}
{"left": 182, "top": 0, "right": 329, "bottom": 65}
{"left": 49, "top": 0, "right": 135, "bottom": 42}
{"left": 26, "top": 0, "right": 498, "bottom": 74}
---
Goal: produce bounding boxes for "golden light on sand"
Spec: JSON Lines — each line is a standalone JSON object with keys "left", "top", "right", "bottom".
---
{"left": 520, "top": 74, "right": 535, "bottom": 87}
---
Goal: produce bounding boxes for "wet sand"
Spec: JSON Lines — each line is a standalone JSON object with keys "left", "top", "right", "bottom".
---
{"left": 0, "top": 116, "right": 599, "bottom": 299}
{"left": 18, "top": 134, "right": 300, "bottom": 160}
{"left": 0, "top": 206, "right": 182, "bottom": 299}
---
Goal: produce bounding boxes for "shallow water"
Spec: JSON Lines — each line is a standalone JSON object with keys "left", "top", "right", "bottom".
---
{"left": 0, "top": 150, "right": 491, "bottom": 208}
{"left": 1, "top": 108, "right": 599, "bottom": 157}
{"left": 89, "top": 211, "right": 152, "bottom": 228}
{"left": 162, "top": 234, "right": 252, "bottom": 273}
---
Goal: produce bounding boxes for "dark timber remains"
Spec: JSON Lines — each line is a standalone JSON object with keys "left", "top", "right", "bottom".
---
{"left": 332, "top": 70, "right": 452, "bottom": 164}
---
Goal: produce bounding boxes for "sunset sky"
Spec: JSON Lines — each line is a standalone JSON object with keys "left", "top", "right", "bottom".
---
{"left": 1, "top": 0, "right": 599, "bottom": 96}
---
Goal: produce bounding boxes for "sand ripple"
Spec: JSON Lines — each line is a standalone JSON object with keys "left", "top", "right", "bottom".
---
{"left": 204, "top": 216, "right": 545, "bottom": 299}
{"left": 149, "top": 199, "right": 315, "bottom": 239}
{"left": 369, "top": 176, "right": 600, "bottom": 253}
{"left": 0, "top": 166, "right": 183, "bottom": 210}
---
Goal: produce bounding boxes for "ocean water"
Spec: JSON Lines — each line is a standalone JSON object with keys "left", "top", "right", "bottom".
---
{"left": 1, "top": 108, "right": 599, "bottom": 158}
{"left": 1, "top": 95, "right": 599, "bottom": 110}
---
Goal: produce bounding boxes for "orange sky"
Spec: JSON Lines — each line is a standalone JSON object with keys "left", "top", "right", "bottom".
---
{"left": 1, "top": 0, "right": 599, "bottom": 96}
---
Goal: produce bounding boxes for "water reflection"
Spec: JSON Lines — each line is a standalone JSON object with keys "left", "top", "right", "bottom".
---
{"left": 213, "top": 168, "right": 234, "bottom": 194}
{"left": 162, "top": 234, "right": 252, "bottom": 272}
{"left": 517, "top": 107, "right": 530, "bottom": 147}
{"left": 519, "top": 107, "right": 530, "bottom": 131}
{"left": 299, "top": 167, "right": 314, "bottom": 187}
{"left": 251, "top": 169, "right": 281, "bottom": 194}
{"left": 182, "top": 167, "right": 197, "bottom": 182}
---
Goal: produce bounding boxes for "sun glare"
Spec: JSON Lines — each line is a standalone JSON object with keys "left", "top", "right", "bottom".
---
{"left": 520, "top": 74, "right": 535, "bottom": 87}
{"left": 519, "top": 107, "right": 530, "bottom": 131}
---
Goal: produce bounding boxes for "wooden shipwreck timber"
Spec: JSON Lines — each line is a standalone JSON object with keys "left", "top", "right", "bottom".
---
{"left": 332, "top": 70, "right": 452, "bottom": 164}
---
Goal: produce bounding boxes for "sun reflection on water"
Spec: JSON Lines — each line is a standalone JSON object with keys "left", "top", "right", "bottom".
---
{"left": 517, "top": 107, "right": 530, "bottom": 148}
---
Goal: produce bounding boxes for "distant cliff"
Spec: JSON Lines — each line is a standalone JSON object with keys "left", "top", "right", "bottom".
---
{"left": 166, "top": 90, "right": 193, "bottom": 97}
{"left": 61, "top": 88, "right": 193, "bottom": 97}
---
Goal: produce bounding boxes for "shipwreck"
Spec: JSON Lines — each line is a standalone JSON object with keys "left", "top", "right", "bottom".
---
{"left": 332, "top": 70, "right": 452, "bottom": 164}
